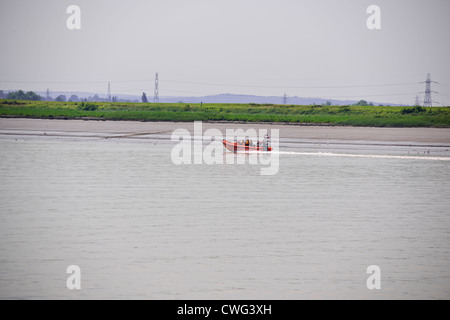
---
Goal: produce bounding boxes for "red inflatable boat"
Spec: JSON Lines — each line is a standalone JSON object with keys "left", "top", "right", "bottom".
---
{"left": 222, "top": 136, "right": 272, "bottom": 152}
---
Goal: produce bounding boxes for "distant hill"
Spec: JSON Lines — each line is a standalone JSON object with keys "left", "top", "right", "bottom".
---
{"left": 4, "top": 90, "right": 398, "bottom": 106}
{"left": 162, "top": 93, "right": 359, "bottom": 105}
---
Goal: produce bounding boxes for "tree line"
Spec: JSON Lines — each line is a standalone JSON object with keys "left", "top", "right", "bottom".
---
{"left": 1, "top": 90, "right": 42, "bottom": 101}
{"left": 0, "top": 90, "right": 123, "bottom": 102}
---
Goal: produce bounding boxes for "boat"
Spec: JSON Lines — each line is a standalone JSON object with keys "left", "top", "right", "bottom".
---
{"left": 222, "top": 134, "right": 272, "bottom": 152}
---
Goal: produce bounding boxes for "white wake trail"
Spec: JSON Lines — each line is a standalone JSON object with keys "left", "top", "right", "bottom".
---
{"left": 271, "top": 151, "right": 450, "bottom": 161}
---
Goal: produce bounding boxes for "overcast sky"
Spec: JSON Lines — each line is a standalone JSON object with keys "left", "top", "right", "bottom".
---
{"left": 1, "top": 0, "right": 449, "bottom": 105}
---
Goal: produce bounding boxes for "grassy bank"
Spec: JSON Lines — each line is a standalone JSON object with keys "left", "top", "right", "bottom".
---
{"left": 1, "top": 99, "right": 449, "bottom": 127}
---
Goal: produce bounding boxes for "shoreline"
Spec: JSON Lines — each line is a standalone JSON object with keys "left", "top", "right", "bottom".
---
{"left": 1, "top": 118, "right": 450, "bottom": 146}
{"left": 1, "top": 100, "right": 449, "bottom": 128}
{"left": 1, "top": 113, "right": 450, "bottom": 130}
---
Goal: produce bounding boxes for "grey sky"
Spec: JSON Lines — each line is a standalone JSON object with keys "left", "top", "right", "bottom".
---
{"left": 1, "top": 0, "right": 449, "bottom": 105}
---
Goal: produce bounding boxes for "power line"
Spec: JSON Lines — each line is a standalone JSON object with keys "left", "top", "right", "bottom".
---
{"left": 0, "top": 79, "right": 153, "bottom": 85}
{"left": 320, "top": 92, "right": 419, "bottom": 99}
{"left": 0, "top": 79, "right": 420, "bottom": 89}
{"left": 107, "top": 82, "right": 111, "bottom": 102}
{"left": 415, "top": 95, "right": 421, "bottom": 106}
{"left": 154, "top": 72, "right": 159, "bottom": 103}
{"left": 161, "top": 79, "right": 419, "bottom": 90}
{"left": 2, "top": 76, "right": 448, "bottom": 103}
{"left": 421, "top": 73, "right": 438, "bottom": 107}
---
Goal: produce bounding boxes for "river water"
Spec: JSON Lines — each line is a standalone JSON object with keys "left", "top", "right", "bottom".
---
{"left": 0, "top": 129, "right": 449, "bottom": 299}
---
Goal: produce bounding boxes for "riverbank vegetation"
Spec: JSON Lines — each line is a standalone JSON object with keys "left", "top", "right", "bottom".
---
{"left": 1, "top": 99, "right": 449, "bottom": 127}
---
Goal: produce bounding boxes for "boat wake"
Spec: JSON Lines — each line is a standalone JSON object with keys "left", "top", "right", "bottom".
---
{"left": 272, "top": 151, "right": 450, "bottom": 161}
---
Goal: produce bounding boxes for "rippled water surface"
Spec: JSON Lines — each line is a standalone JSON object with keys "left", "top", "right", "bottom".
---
{"left": 0, "top": 136, "right": 449, "bottom": 299}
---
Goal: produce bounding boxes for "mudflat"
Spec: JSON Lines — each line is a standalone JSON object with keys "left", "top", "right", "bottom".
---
{"left": 1, "top": 118, "right": 450, "bottom": 144}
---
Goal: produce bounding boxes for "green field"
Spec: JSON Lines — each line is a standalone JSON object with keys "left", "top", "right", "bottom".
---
{"left": 1, "top": 99, "right": 449, "bottom": 127}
